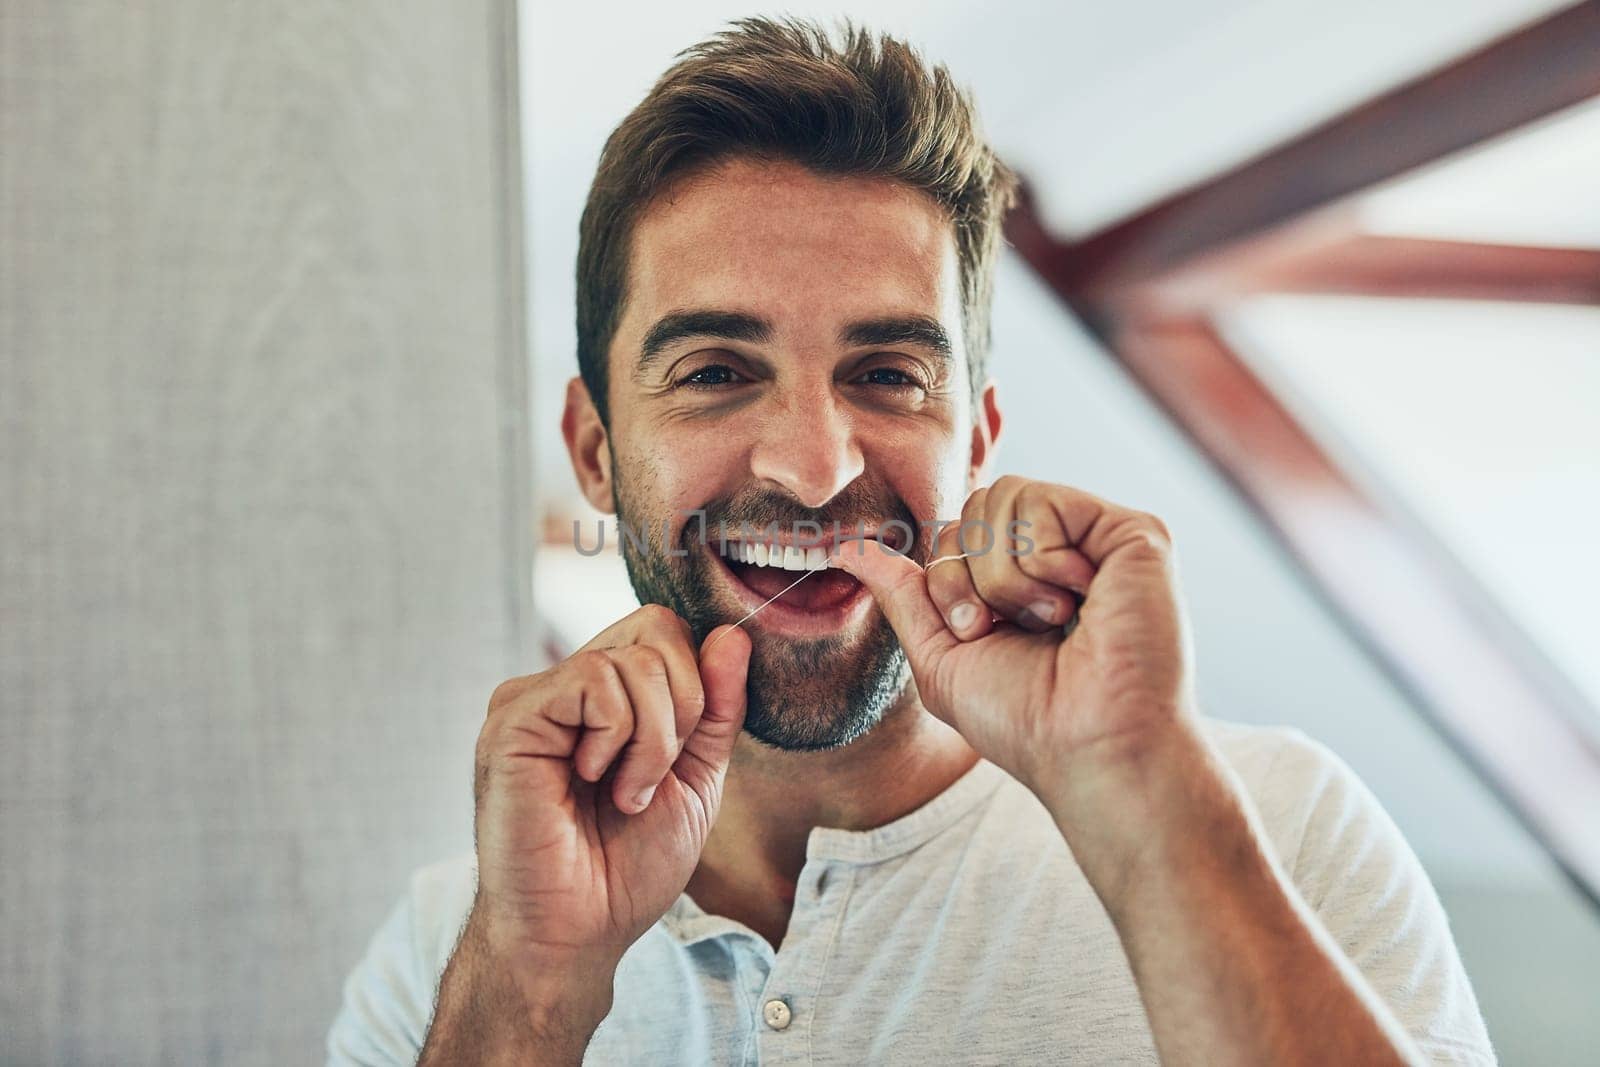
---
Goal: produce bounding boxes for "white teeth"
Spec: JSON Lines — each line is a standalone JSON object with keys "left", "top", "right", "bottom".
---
{"left": 724, "top": 541, "right": 833, "bottom": 570}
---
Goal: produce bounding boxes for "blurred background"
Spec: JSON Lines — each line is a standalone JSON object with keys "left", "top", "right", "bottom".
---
{"left": 3, "top": 1, "right": 1597, "bottom": 1062}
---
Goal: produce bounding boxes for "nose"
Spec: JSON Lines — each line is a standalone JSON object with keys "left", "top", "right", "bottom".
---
{"left": 747, "top": 389, "right": 865, "bottom": 508}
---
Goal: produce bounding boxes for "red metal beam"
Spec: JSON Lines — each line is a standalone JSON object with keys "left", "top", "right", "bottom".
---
{"left": 1104, "top": 223, "right": 1600, "bottom": 317}
{"left": 1036, "top": 1, "right": 1600, "bottom": 297}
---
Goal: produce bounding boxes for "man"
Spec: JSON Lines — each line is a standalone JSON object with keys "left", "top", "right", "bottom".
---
{"left": 329, "top": 16, "right": 1495, "bottom": 1065}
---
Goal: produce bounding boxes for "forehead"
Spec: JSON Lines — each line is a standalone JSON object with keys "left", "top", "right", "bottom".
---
{"left": 618, "top": 156, "right": 961, "bottom": 346}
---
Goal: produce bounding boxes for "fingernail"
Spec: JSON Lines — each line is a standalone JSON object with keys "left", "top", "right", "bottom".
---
{"left": 949, "top": 601, "right": 978, "bottom": 631}
{"left": 1028, "top": 600, "right": 1061, "bottom": 625}
{"left": 631, "top": 785, "right": 656, "bottom": 812}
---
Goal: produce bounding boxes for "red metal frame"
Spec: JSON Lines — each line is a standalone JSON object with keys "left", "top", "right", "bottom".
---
{"left": 1005, "top": 1, "right": 1600, "bottom": 902}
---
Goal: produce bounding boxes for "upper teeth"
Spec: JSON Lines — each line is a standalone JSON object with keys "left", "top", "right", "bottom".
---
{"left": 721, "top": 542, "right": 830, "bottom": 571}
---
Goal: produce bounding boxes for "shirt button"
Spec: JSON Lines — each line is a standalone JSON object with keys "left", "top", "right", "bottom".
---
{"left": 762, "top": 998, "right": 793, "bottom": 1030}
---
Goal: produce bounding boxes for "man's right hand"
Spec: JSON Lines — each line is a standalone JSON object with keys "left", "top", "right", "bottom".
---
{"left": 420, "top": 605, "right": 750, "bottom": 1063}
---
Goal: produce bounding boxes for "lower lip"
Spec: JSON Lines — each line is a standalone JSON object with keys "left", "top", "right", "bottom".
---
{"left": 709, "top": 548, "right": 877, "bottom": 638}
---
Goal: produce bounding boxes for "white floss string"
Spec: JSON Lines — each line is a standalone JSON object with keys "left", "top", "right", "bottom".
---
{"left": 703, "top": 551, "right": 974, "bottom": 652}
{"left": 704, "top": 567, "right": 821, "bottom": 651}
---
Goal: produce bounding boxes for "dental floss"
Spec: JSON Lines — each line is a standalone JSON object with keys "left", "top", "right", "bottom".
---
{"left": 702, "top": 550, "right": 973, "bottom": 652}
{"left": 703, "top": 567, "right": 822, "bottom": 652}
{"left": 702, "top": 547, "right": 1085, "bottom": 654}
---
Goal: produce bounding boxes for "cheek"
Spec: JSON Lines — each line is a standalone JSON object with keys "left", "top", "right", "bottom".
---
{"left": 931, "top": 458, "right": 974, "bottom": 524}
{"left": 867, "top": 419, "right": 973, "bottom": 526}
{"left": 933, "top": 424, "right": 975, "bottom": 512}
{"left": 620, "top": 416, "right": 750, "bottom": 518}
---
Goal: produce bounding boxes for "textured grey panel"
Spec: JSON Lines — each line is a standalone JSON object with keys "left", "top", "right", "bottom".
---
{"left": 0, "top": 2, "right": 530, "bottom": 1062}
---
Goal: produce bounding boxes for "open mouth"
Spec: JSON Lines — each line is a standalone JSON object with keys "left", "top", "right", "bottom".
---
{"left": 708, "top": 526, "right": 909, "bottom": 636}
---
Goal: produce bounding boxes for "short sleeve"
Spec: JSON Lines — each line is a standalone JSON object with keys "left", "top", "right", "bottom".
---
{"left": 327, "top": 853, "right": 482, "bottom": 1065}
{"left": 325, "top": 884, "right": 437, "bottom": 1067}
{"left": 1266, "top": 730, "right": 1497, "bottom": 1066}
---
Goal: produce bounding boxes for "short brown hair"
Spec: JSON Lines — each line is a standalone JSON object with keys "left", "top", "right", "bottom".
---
{"left": 575, "top": 15, "right": 1018, "bottom": 425}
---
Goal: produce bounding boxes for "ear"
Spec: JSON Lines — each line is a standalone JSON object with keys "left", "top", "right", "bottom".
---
{"left": 562, "top": 376, "right": 616, "bottom": 514}
{"left": 967, "top": 378, "right": 1003, "bottom": 489}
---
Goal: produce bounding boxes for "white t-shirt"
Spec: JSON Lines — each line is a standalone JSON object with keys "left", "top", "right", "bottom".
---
{"left": 327, "top": 719, "right": 1497, "bottom": 1064}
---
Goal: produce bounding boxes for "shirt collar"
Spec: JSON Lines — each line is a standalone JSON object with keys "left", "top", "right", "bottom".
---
{"left": 662, "top": 757, "right": 1008, "bottom": 944}
{"left": 803, "top": 755, "right": 1008, "bottom": 864}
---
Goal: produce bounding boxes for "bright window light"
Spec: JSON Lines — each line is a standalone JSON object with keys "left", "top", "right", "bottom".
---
{"left": 1218, "top": 296, "right": 1600, "bottom": 722}
{"left": 1356, "top": 96, "right": 1600, "bottom": 249}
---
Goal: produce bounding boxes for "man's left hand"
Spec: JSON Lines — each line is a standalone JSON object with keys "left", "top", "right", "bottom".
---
{"left": 832, "top": 476, "right": 1198, "bottom": 803}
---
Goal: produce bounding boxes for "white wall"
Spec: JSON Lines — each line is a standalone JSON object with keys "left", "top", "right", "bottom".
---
{"left": 0, "top": 3, "right": 529, "bottom": 1062}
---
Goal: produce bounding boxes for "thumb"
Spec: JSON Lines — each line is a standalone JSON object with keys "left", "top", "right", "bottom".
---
{"left": 676, "top": 625, "right": 750, "bottom": 793}
{"left": 830, "top": 542, "right": 957, "bottom": 671}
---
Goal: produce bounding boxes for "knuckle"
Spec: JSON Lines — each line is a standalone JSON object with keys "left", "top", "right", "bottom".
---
{"left": 487, "top": 675, "right": 530, "bottom": 713}
{"left": 570, "top": 648, "right": 614, "bottom": 681}
{"left": 1134, "top": 512, "right": 1174, "bottom": 550}
{"left": 886, "top": 565, "right": 930, "bottom": 602}
{"left": 1013, "top": 549, "right": 1051, "bottom": 581}
{"left": 616, "top": 643, "right": 668, "bottom": 679}
{"left": 567, "top": 650, "right": 627, "bottom": 714}
{"left": 676, "top": 680, "right": 707, "bottom": 718}
{"left": 1015, "top": 480, "right": 1047, "bottom": 508}
{"left": 994, "top": 474, "right": 1027, "bottom": 497}
{"left": 633, "top": 602, "right": 680, "bottom": 631}
{"left": 925, "top": 566, "right": 969, "bottom": 606}
{"left": 970, "top": 571, "right": 1032, "bottom": 613}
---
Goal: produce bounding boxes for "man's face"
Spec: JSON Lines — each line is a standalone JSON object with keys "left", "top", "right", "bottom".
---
{"left": 584, "top": 156, "right": 987, "bottom": 750}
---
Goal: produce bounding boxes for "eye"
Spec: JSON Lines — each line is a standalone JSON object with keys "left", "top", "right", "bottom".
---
{"left": 678, "top": 364, "right": 741, "bottom": 389}
{"left": 857, "top": 366, "right": 922, "bottom": 389}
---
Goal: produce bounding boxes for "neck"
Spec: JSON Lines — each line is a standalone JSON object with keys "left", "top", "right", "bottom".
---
{"left": 686, "top": 691, "right": 980, "bottom": 936}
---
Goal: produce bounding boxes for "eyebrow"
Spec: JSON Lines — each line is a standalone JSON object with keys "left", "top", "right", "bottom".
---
{"left": 638, "top": 310, "right": 773, "bottom": 369}
{"left": 637, "top": 308, "right": 955, "bottom": 373}
{"left": 838, "top": 316, "right": 952, "bottom": 360}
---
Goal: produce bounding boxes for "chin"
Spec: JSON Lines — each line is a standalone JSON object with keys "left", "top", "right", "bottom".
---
{"left": 738, "top": 631, "right": 911, "bottom": 752}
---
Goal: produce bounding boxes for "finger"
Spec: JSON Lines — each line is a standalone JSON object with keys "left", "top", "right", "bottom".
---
{"left": 676, "top": 625, "right": 751, "bottom": 794}
{"left": 607, "top": 645, "right": 678, "bottom": 814}
{"left": 476, "top": 671, "right": 589, "bottom": 814}
{"left": 1010, "top": 481, "right": 1097, "bottom": 596}
{"left": 575, "top": 604, "right": 707, "bottom": 759}
{"left": 828, "top": 539, "right": 956, "bottom": 671}
{"left": 630, "top": 605, "right": 707, "bottom": 751}
{"left": 924, "top": 520, "right": 991, "bottom": 641}
{"left": 972, "top": 477, "right": 1077, "bottom": 631}
{"left": 1011, "top": 481, "right": 1175, "bottom": 572}
{"left": 567, "top": 650, "right": 635, "bottom": 785}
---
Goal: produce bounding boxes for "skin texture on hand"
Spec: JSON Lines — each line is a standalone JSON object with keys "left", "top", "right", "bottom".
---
{"left": 420, "top": 609, "right": 751, "bottom": 1062}
{"left": 473, "top": 609, "right": 750, "bottom": 957}
{"left": 831, "top": 475, "right": 1199, "bottom": 804}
